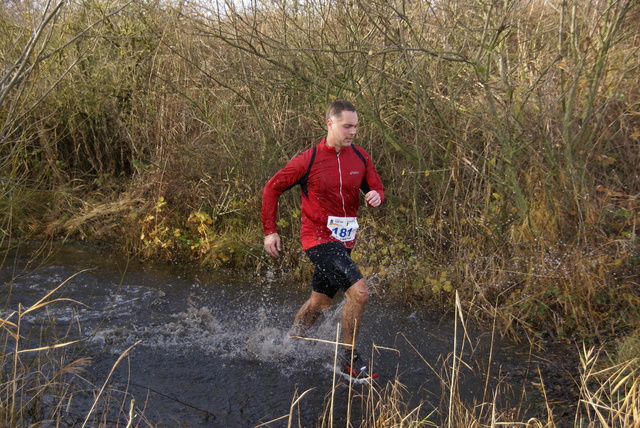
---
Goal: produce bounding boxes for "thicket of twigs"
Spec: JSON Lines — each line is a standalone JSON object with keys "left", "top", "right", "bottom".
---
{"left": 1, "top": 2, "right": 639, "bottom": 425}
{"left": 1, "top": 0, "right": 639, "bottom": 343}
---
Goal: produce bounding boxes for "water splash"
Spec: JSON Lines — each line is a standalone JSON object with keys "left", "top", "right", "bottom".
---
{"left": 92, "top": 301, "right": 347, "bottom": 378}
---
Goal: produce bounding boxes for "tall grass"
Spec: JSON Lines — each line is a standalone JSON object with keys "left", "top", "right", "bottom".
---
{"left": 266, "top": 292, "right": 640, "bottom": 427}
{"left": 0, "top": 266, "right": 146, "bottom": 426}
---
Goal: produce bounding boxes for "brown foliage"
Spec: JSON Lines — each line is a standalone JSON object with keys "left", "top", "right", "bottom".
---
{"left": 1, "top": 0, "right": 639, "bottom": 340}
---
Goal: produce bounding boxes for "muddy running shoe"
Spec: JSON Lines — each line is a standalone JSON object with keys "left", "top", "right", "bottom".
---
{"left": 341, "top": 349, "right": 379, "bottom": 380}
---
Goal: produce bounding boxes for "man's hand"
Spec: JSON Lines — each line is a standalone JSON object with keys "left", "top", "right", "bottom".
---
{"left": 264, "top": 233, "right": 282, "bottom": 258}
{"left": 365, "top": 190, "right": 382, "bottom": 207}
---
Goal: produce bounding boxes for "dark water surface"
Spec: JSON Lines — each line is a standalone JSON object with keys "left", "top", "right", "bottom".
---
{"left": 0, "top": 244, "right": 578, "bottom": 427}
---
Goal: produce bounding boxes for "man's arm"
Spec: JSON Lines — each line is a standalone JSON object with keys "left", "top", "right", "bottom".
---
{"left": 261, "top": 148, "right": 313, "bottom": 257}
{"left": 261, "top": 180, "right": 284, "bottom": 258}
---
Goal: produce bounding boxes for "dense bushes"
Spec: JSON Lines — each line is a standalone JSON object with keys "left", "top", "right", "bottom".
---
{"left": 1, "top": 0, "right": 638, "bottom": 341}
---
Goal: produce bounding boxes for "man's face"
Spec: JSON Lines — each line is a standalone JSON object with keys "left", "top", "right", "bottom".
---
{"left": 327, "top": 110, "right": 358, "bottom": 151}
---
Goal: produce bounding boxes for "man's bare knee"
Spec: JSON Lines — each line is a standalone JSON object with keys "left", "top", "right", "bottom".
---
{"left": 312, "top": 301, "right": 332, "bottom": 313}
{"left": 346, "top": 285, "right": 369, "bottom": 306}
{"left": 355, "top": 289, "right": 369, "bottom": 304}
{"left": 309, "top": 292, "right": 332, "bottom": 311}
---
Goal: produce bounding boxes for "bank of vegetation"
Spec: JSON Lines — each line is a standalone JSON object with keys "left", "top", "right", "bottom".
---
{"left": 2, "top": 0, "right": 639, "bottom": 346}
{"left": 1, "top": 0, "right": 639, "bottom": 425}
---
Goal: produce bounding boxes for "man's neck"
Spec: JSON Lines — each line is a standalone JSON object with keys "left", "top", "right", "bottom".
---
{"left": 325, "top": 137, "right": 342, "bottom": 153}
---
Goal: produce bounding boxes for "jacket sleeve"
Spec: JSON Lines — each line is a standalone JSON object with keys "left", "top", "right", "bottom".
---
{"left": 261, "top": 149, "right": 311, "bottom": 236}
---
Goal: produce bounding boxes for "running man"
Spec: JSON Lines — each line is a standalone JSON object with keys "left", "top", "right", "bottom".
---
{"left": 261, "top": 100, "right": 385, "bottom": 379}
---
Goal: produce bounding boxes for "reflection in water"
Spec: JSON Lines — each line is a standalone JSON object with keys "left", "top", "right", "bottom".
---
{"left": 0, "top": 245, "right": 577, "bottom": 427}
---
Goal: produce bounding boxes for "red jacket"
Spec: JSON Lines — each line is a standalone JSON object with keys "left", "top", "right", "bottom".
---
{"left": 262, "top": 139, "right": 385, "bottom": 250}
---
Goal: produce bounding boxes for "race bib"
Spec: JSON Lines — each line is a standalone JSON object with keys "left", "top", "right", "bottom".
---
{"left": 327, "top": 216, "right": 359, "bottom": 242}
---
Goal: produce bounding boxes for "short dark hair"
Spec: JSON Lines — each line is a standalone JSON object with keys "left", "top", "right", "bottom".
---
{"left": 326, "top": 99, "right": 356, "bottom": 121}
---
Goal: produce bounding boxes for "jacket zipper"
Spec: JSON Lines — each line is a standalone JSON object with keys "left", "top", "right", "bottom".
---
{"left": 337, "top": 151, "right": 347, "bottom": 217}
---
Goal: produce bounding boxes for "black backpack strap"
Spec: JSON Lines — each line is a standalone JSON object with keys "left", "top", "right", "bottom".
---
{"left": 351, "top": 145, "right": 367, "bottom": 167}
{"left": 350, "top": 145, "right": 371, "bottom": 193}
{"left": 285, "top": 145, "right": 316, "bottom": 197}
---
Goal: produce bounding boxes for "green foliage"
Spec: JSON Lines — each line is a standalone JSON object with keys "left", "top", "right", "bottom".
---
{"left": 136, "top": 196, "right": 258, "bottom": 268}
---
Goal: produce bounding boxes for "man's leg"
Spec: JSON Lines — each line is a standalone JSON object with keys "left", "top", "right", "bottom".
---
{"left": 289, "top": 291, "right": 332, "bottom": 337}
{"left": 341, "top": 278, "right": 369, "bottom": 351}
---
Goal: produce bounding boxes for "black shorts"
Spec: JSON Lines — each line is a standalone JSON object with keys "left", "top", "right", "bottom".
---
{"left": 305, "top": 241, "right": 363, "bottom": 299}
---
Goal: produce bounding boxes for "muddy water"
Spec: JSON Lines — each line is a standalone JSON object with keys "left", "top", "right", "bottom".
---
{"left": 0, "top": 244, "right": 578, "bottom": 427}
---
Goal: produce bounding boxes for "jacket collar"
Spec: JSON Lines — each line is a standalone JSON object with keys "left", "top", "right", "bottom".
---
{"left": 320, "top": 138, "right": 351, "bottom": 154}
